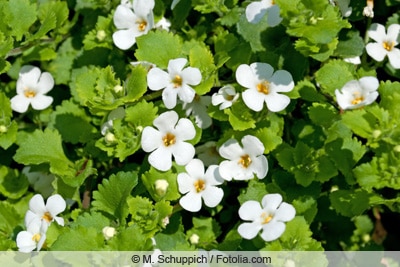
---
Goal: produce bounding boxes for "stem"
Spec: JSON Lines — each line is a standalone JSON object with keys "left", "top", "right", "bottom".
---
{"left": 143, "top": 90, "right": 162, "bottom": 101}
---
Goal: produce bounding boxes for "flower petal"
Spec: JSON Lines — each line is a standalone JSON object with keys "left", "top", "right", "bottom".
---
{"left": 177, "top": 173, "right": 194, "bottom": 194}
{"left": 112, "top": 29, "right": 137, "bottom": 50}
{"left": 250, "top": 62, "right": 274, "bottom": 81}
{"left": 185, "top": 158, "right": 205, "bottom": 179}
{"left": 245, "top": 1, "right": 268, "bottom": 24}
{"left": 36, "top": 72, "right": 54, "bottom": 94}
{"left": 251, "top": 155, "right": 269, "bottom": 179}
{"left": 133, "top": 0, "right": 155, "bottom": 17}
{"left": 358, "top": 77, "right": 379, "bottom": 92}
{"left": 387, "top": 24, "right": 400, "bottom": 43}
{"left": 181, "top": 67, "right": 202, "bottom": 86}
{"left": 46, "top": 194, "right": 66, "bottom": 218}
{"left": 260, "top": 221, "right": 286, "bottom": 241}
{"left": 18, "top": 66, "right": 41, "bottom": 89}
{"left": 153, "top": 111, "right": 178, "bottom": 132}
{"left": 368, "top": 23, "right": 386, "bottom": 43}
{"left": 172, "top": 141, "right": 195, "bottom": 166}
{"left": 238, "top": 222, "right": 262, "bottom": 239}
{"left": 218, "top": 139, "right": 243, "bottom": 160}
{"left": 30, "top": 95, "right": 53, "bottom": 110}
{"left": 242, "top": 135, "right": 264, "bottom": 156}
{"left": 238, "top": 200, "right": 263, "bottom": 221}
{"left": 10, "top": 95, "right": 31, "bottom": 113}
{"left": 242, "top": 89, "right": 265, "bottom": 112}
{"left": 270, "top": 70, "right": 294, "bottom": 93}
{"left": 261, "top": 193, "right": 282, "bottom": 211}
{"left": 236, "top": 64, "right": 258, "bottom": 88}
{"left": 168, "top": 58, "right": 187, "bottom": 74}
{"left": 141, "top": 127, "right": 162, "bottom": 152}
{"left": 147, "top": 68, "right": 171, "bottom": 90}
{"left": 148, "top": 147, "right": 172, "bottom": 171}
{"left": 202, "top": 186, "right": 223, "bottom": 208}
{"left": 265, "top": 93, "right": 290, "bottom": 112}
{"left": 175, "top": 118, "right": 196, "bottom": 141}
{"left": 113, "top": 5, "right": 136, "bottom": 29}
{"left": 177, "top": 84, "right": 196, "bottom": 103}
{"left": 388, "top": 48, "right": 400, "bottom": 69}
{"left": 16, "top": 231, "right": 36, "bottom": 253}
{"left": 162, "top": 86, "right": 179, "bottom": 109}
{"left": 29, "top": 194, "right": 46, "bottom": 216}
{"left": 179, "top": 191, "right": 202, "bottom": 212}
{"left": 274, "top": 202, "right": 296, "bottom": 222}
{"left": 266, "top": 6, "right": 282, "bottom": 27}
{"left": 366, "top": 43, "right": 387, "bottom": 62}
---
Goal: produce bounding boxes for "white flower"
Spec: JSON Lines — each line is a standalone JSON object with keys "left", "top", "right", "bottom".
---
{"left": 112, "top": 0, "right": 155, "bottom": 50}
{"left": 236, "top": 63, "right": 294, "bottom": 112}
{"left": 363, "top": 0, "right": 374, "bottom": 18}
{"left": 238, "top": 193, "right": 295, "bottom": 242}
{"left": 366, "top": 23, "right": 400, "bottom": 69}
{"left": 335, "top": 77, "right": 379, "bottom": 110}
{"left": 10, "top": 65, "right": 54, "bottom": 113}
{"left": 16, "top": 220, "right": 46, "bottom": 253}
{"left": 196, "top": 141, "right": 220, "bottom": 167}
{"left": 218, "top": 135, "right": 268, "bottom": 181}
{"left": 177, "top": 159, "right": 224, "bottom": 212}
{"left": 245, "top": 0, "right": 282, "bottom": 26}
{"left": 141, "top": 111, "right": 196, "bottom": 171}
{"left": 155, "top": 17, "right": 171, "bottom": 31}
{"left": 211, "top": 85, "right": 239, "bottom": 110}
{"left": 101, "top": 107, "right": 126, "bottom": 135}
{"left": 182, "top": 95, "right": 212, "bottom": 129}
{"left": 329, "top": 0, "right": 352, "bottom": 17}
{"left": 147, "top": 58, "right": 202, "bottom": 109}
{"left": 24, "top": 194, "right": 66, "bottom": 231}
{"left": 22, "top": 167, "right": 55, "bottom": 198}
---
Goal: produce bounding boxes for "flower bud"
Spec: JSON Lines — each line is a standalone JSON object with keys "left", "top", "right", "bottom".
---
{"left": 105, "top": 132, "right": 116, "bottom": 143}
{"left": 189, "top": 234, "right": 199, "bottom": 245}
{"left": 102, "top": 226, "right": 117, "bottom": 240}
{"left": 96, "top": 30, "right": 107, "bottom": 41}
{"left": 155, "top": 179, "right": 169, "bottom": 197}
{"left": 0, "top": 125, "right": 7, "bottom": 133}
{"left": 113, "top": 85, "right": 123, "bottom": 94}
{"left": 372, "top": 130, "right": 381, "bottom": 139}
{"left": 394, "top": 145, "right": 400, "bottom": 153}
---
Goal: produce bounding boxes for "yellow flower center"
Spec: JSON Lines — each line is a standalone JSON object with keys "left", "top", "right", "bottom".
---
{"left": 257, "top": 81, "right": 270, "bottom": 95}
{"left": 194, "top": 179, "right": 206, "bottom": 193}
{"left": 238, "top": 154, "right": 252, "bottom": 168}
{"left": 32, "top": 233, "right": 41, "bottom": 242}
{"left": 42, "top": 211, "right": 53, "bottom": 223}
{"left": 383, "top": 41, "right": 394, "bottom": 51}
{"left": 24, "top": 88, "right": 37, "bottom": 98}
{"left": 351, "top": 91, "right": 364, "bottom": 105}
{"left": 172, "top": 75, "right": 183, "bottom": 88}
{"left": 163, "top": 132, "right": 176, "bottom": 147}
{"left": 137, "top": 20, "right": 147, "bottom": 32}
{"left": 261, "top": 212, "right": 273, "bottom": 225}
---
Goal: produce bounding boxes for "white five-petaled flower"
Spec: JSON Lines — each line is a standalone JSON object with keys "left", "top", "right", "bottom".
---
{"left": 335, "top": 76, "right": 379, "bottom": 110}
{"left": 141, "top": 111, "right": 196, "bottom": 171}
{"left": 24, "top": 194, "right": 67, "bottom": 231}
{"left": 177, "top": 159, "right": 224, "bottom": 212}
{"left": 366, "top": 23, "right": 400, "bottom": 69}
{"left": 236, "top": 63, "right": 294, "bottom": 112}
{"left": 238, "top": 193, "right": 296, "bottom": 242}
{"left": 182, "top": 95, "right": 212, "bottom": 129}
{"left": 16, "top": 220, "right": 46, "bottom": 253}
{"left": 218, "top": 135, "right": 268, "bottom": 181}
{"left": 10, "top": 65, "right": 54, "bottom": 113}
{"left": 245, "top": 0, "right": 282, "bottom": 26}
{"left": 112, "top": 0, "right": 155, "bottom": 50}
{"left": 147, "top": 58, "right": 202, "bottom": 109}
{"left": 211, "top": 85, "right": 239, "bottom": 110}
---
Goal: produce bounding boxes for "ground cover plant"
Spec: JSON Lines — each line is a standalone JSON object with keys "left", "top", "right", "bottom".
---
{"left": 1, "top": 0, "right": 400, "bottom": 255}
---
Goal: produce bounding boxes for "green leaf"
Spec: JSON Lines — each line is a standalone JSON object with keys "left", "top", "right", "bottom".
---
{"left": 226, "top": 100, "right": 256, "bottom": 131}
{"left": 108, "top": 224, "right": 151, "bottom": 251}
{"left": 124, "top": 65, "right": 148, "bottom": 103}
{"left": 330, "top": 189, "right": 370, "bottom": 217}
{"left": 135, "top": 31, "right": 183, "bottom": 69}
{"left": 0, "top": 166, "right": 28, "bottom": 199}
{"left": 237, "top": 179, "right": 268, "bottom": 204}
{"left": 186, "top": 217, "right": 221, "bottom": 250}
{"left": 292, "top": 197, "right": 318, "bottom": 224}
{"left": 308, "top": 103, "right": 340, "bottom": 129}
{"left": 51, "top": 226, "right": 104, "bottom": 250}
{"left": 236, "top": 11, "right": 269, "bottom": 52}
{"left": 124, "top": 100, "right": 158, "bottom": 128}
{"left": 315, "top": 60, "right": 355, "bottom": 96}
{"left": 83, "top": 15, "right": 114, "bottom": 50}
{"left": 92, "top": 171, "right": 138, "bottom": 222}
{"left": 334, "top": 29, "right": 365, "bottom": 58}
{"left": 6, "top": 0, "right": 37, "bottom": 41}
{"left": 13, "top": 128, "right": 75, "bottom": 178}
{"left": 73, "top": 211, "right": 110, "bottom": 232}
{"left": 141, "top": 167, "right": 181, "bottom": 202}
{"left": 0, "top": 201, "right": 23, "bottom": 234}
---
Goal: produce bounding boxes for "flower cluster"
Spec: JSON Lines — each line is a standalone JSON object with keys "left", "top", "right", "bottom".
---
{"left": 16, "top": 194, "right": 66, "bottom": 252}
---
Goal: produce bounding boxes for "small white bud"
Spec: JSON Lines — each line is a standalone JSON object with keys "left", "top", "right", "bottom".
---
{"left": 189, "top": 234, "right": 199, "bottom": 245}
{"left": 113, "top": 85, "right": 124, "bottom": 94}
{"left": 105, "top": 132, "right": 116, "bottom": 143}
{"left": 96, "top": 30, "right": 107, "bottom": 41}
{"left": 372, "top": 130, "right": 381, "bottom": 139}
{"left": 155, "top": 179, "right": 169, "bottom": 196}
{"left": 0, "top": 125, "right": 7, "bottom": 133}
{"left": 102, "top": 226, "right": 117, "bottom": 240}
{"left": 162, "top": 216, "right": 170, "bottom": 227}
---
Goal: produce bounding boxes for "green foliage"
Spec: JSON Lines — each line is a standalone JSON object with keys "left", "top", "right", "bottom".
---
{"left": 92, "top": 172, "right": 138, "bottom": 222}
{"left": 330, "top": 189, "right": 370, "bottom": 217}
